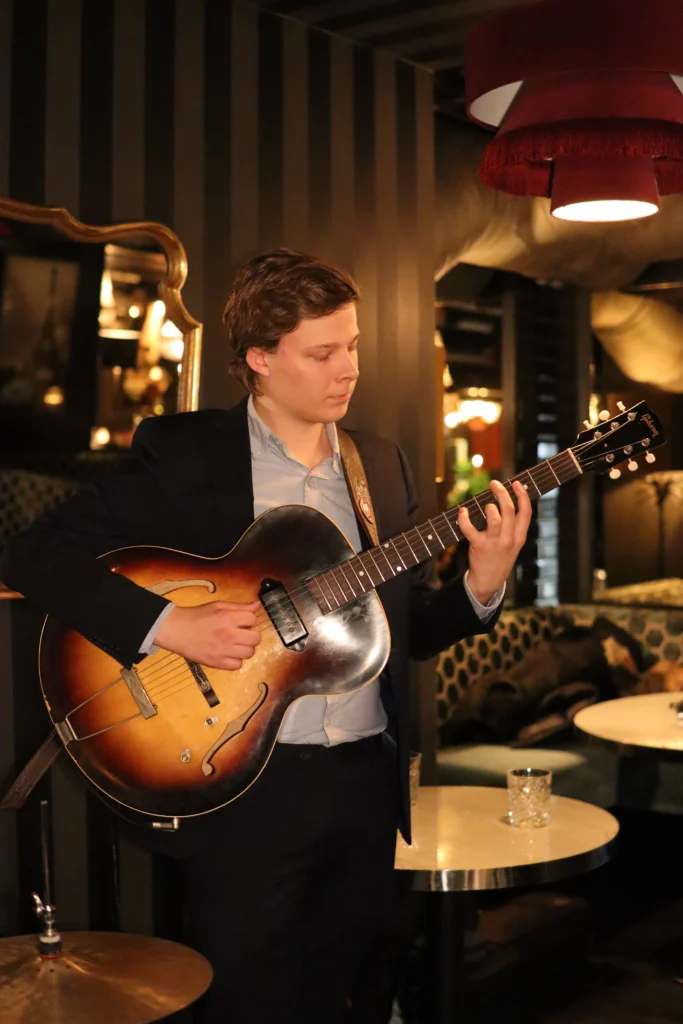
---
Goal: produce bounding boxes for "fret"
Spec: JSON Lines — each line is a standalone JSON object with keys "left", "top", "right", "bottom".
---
{"left": 527, "top": 463, "right": 556, "bottom": 497}
{"left": 338, "top": 560, "right": 360, "bottom": 599}
{"left": 365, "top": 547, "right": 387, "bottom": 583}
{"left": 317, "top": 573, "right": 340, "bottom": 610}
{"left": 345, "top": 556, "right": 367, "bottom": 594}
{"left": 403, "top": 530, "right": 422, "bottom": 562}
{"left": 415, "top": 525, "right": 435, "bottom": 558}
{"left": 326, "top": 567, "right": 350, "bottom": 604}
{"left": 387, "top": 539, "right": 408, "bottom": 573}
{"left": 325, "top": 568, "right": 348, "bottom": 606}
{"left": 425, "top": 519, "right": 446, "bottom": 550}
{"left": 353, "top": 552, "right": 375, "bottom": 588}
{"left": 521, "top": 469, "right": 541, "bottom": 497}
{"left": 307, "top": 577, "right": 331, "bottom": 611}
{"left": 546, "top": 460, "right": 561, "bottom": 487}
{"left": 376, "top": 543, "right": 396, "bottom": 577}
{"left": 362, "top": 550, "right": 386, "bottom": 588}
{"left": 441, "top": 511, "right": 462, "bottom": 544}
{"left": 470, "top": 493, "right": 487, "bottom": 521}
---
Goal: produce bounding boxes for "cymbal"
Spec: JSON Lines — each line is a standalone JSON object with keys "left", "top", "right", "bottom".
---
{"left": 0, "top": 931, "right": 213, "bottom": 1024}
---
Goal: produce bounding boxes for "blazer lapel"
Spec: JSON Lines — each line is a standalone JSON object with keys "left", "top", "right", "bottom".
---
{"left": 207, "top": 398, "right": 255, "bottom": 550}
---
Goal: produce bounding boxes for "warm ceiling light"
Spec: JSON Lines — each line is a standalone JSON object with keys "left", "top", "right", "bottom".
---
{"left": 465, "top": 0, "right": 683, "bottom": 221}
{"left": 550, "top": 156, "right": 660, "bottom": 223}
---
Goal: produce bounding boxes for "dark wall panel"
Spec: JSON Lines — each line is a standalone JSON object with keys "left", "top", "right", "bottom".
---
{"left": 0, "top": 0, "right": 436, "bottom": 937}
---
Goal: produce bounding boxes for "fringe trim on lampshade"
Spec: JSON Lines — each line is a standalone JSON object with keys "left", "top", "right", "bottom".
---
{"left": 480, "top": 119, "right": 683, "bottom": 196}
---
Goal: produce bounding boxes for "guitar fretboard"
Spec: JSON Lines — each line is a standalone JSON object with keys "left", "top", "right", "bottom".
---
{"left": 307, "top": 449, "right": 580, "bottom": 612}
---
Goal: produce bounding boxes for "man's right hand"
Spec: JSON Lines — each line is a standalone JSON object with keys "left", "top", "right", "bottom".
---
{"left": 153, "top": 600, "right": 262, "bottom": 671}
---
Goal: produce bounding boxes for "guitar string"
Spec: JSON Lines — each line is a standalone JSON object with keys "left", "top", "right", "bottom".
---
{"left": 91, "top": 439, "right": 641, "bottom": 704}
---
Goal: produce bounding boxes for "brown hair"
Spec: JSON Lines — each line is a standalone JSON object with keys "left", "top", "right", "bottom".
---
{"left": 223, "top": 248, "right": 360, "bottom": 394}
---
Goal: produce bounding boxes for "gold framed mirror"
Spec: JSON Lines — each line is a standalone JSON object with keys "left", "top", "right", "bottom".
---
{"left": 0, "top": 198, "right": 202, "bottom": 597}
{"left": 0, "top": 197, "right": 201, "bottom": 441}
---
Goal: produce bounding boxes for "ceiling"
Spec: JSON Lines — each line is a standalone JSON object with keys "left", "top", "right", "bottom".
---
{"left": 254, "top": 0, "right": 538, "bottom": 73}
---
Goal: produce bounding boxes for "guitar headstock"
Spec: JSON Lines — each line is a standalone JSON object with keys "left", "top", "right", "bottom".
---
{"left": 572, "top": 401, "right": 666, "bottom": 479}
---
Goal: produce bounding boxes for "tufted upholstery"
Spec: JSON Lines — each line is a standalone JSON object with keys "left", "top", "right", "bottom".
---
{"left": 436, "top": 603, "right": 683, "bottom": 730}
{"left": 436, "top": 603, "right": 683, "bottom": 811}
{"left": 0, "top": 470, "right": 78, "bottom": 550}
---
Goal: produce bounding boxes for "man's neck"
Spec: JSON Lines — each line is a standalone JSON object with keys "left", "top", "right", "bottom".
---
{"left": 252, "top": 396, "right": 333, "bottom": 470}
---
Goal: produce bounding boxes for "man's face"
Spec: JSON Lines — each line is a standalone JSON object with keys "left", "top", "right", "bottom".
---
{"left": 248, "top": 302, "right": 360, "bottom": 423}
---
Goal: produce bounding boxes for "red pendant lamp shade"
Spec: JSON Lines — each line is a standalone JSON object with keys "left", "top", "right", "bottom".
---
{"left": 465, "top": 0, "right": 683, "bottom": 222}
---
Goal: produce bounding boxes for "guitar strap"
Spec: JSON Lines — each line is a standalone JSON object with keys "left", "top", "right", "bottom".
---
{"left": 1, "top": 729, "right": 61, "bottom": 809}
{"left": 2, "top": 429, "right": 381, "bottom": 811}
{"left": 337, "top": 428, "right": 380, "bottom": 548}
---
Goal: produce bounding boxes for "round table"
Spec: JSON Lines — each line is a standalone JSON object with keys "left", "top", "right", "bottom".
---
{"left": 576, "top": 692, "right": 683, "bottom": 984}
{"left": 395, "top": 786, "right": 619, "bottom": 1022}
{"left": 575, "top": 691, "right": 683, "bottom": 761}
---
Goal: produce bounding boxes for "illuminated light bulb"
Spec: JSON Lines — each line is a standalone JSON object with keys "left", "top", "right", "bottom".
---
{"left": 471, "top": 454, "right": 484, "bottom": 468}
{"left": 91, "top": 426, "right": 111, "bottom": 449}
{"left": 42, "top": 386, "right": 64, "bottom": 406}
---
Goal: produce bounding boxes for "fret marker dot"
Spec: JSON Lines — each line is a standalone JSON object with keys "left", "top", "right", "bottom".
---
{"left": 524, "top": 484, "right": 528, "bottom": 490}
{"left": 359, "top": 571, "right": 365, "bottom": 576}
{"left": 397, "top": 566, "right": 402, "bottom": 572}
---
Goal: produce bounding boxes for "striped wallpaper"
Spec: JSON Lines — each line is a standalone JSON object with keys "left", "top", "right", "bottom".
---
{"left": 0, "top": 0, "right": 437, "bottom": 938}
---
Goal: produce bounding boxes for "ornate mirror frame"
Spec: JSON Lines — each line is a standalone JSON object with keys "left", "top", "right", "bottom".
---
{"left": 0, "top": 198, "right": 202, "bottom": 598}
{"left": 0, "top": 197, "right": 202, "bottom": 412}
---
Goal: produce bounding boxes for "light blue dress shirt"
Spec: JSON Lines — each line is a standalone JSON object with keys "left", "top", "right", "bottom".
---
{"left": 140, "top": 398, "right": 503, "bottom": 745}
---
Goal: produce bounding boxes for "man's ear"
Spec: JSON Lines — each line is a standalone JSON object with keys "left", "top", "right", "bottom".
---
{"left": 246, "top": 347, "right": 271, "bottom": 378}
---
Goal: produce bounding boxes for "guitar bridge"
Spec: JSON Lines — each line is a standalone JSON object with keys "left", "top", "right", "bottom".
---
{"left": 259, "top": 578, "right": 308, "bottom": 652}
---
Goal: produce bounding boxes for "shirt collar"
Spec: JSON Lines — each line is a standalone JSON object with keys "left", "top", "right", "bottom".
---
{"left": 247, "top": 395, "right": 342, "bottom": 471}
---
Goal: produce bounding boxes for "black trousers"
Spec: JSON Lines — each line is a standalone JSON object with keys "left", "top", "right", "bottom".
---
{"left": 178, "top": 733, "right": 399, "bottom": 1024}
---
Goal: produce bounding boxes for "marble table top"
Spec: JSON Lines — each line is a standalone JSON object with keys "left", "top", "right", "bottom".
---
{"left": 575, "top": 691, "right": 683, "bottom": 758}
{"left": 395, "top": 786, "right": 619, "bottom": 892}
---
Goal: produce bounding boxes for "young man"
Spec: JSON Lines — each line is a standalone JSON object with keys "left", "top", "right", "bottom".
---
{"left": 1, "top": 249, "right": 531, "bottom": 1024}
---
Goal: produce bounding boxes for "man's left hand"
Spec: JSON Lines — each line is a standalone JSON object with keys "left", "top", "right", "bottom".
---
{"left": 457, "top": 479, "right": 533, "bottom": 606}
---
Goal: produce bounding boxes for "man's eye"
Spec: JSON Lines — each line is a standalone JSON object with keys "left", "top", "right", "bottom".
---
{"left": 313, "top": 354, "right": 331, "bottom": 362}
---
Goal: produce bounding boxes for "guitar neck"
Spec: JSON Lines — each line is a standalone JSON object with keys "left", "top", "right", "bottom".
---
{"left": 308, "top": 448, "right": 582, "bottom": 611}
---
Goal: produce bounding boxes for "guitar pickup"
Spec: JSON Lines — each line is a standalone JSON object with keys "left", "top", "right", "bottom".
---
{"left": 259, "top": 578, "right": 308, "bottom": 652}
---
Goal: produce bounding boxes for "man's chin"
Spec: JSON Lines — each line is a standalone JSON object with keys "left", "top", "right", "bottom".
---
{"left": 323, "top": 401, "right": 350, "bottom": 422}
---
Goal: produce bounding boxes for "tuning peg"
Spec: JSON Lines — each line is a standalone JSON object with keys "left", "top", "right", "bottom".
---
{"left": 628, "top": 459, "right": 638, "bottom": 471}
{"left": 598, "top": 410, "right": 610, "bottom": 421}
{"left": 645, "top": 452, "right": 656, "bottom": 464}
{"left": 617, "top": 401, "right": 626, "bottom": 412}
{"left": 583, "top": 420, "right": 591, "bottom": 429}
{"left": 609, "top": 468, "right": 622, "bottom": 480}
